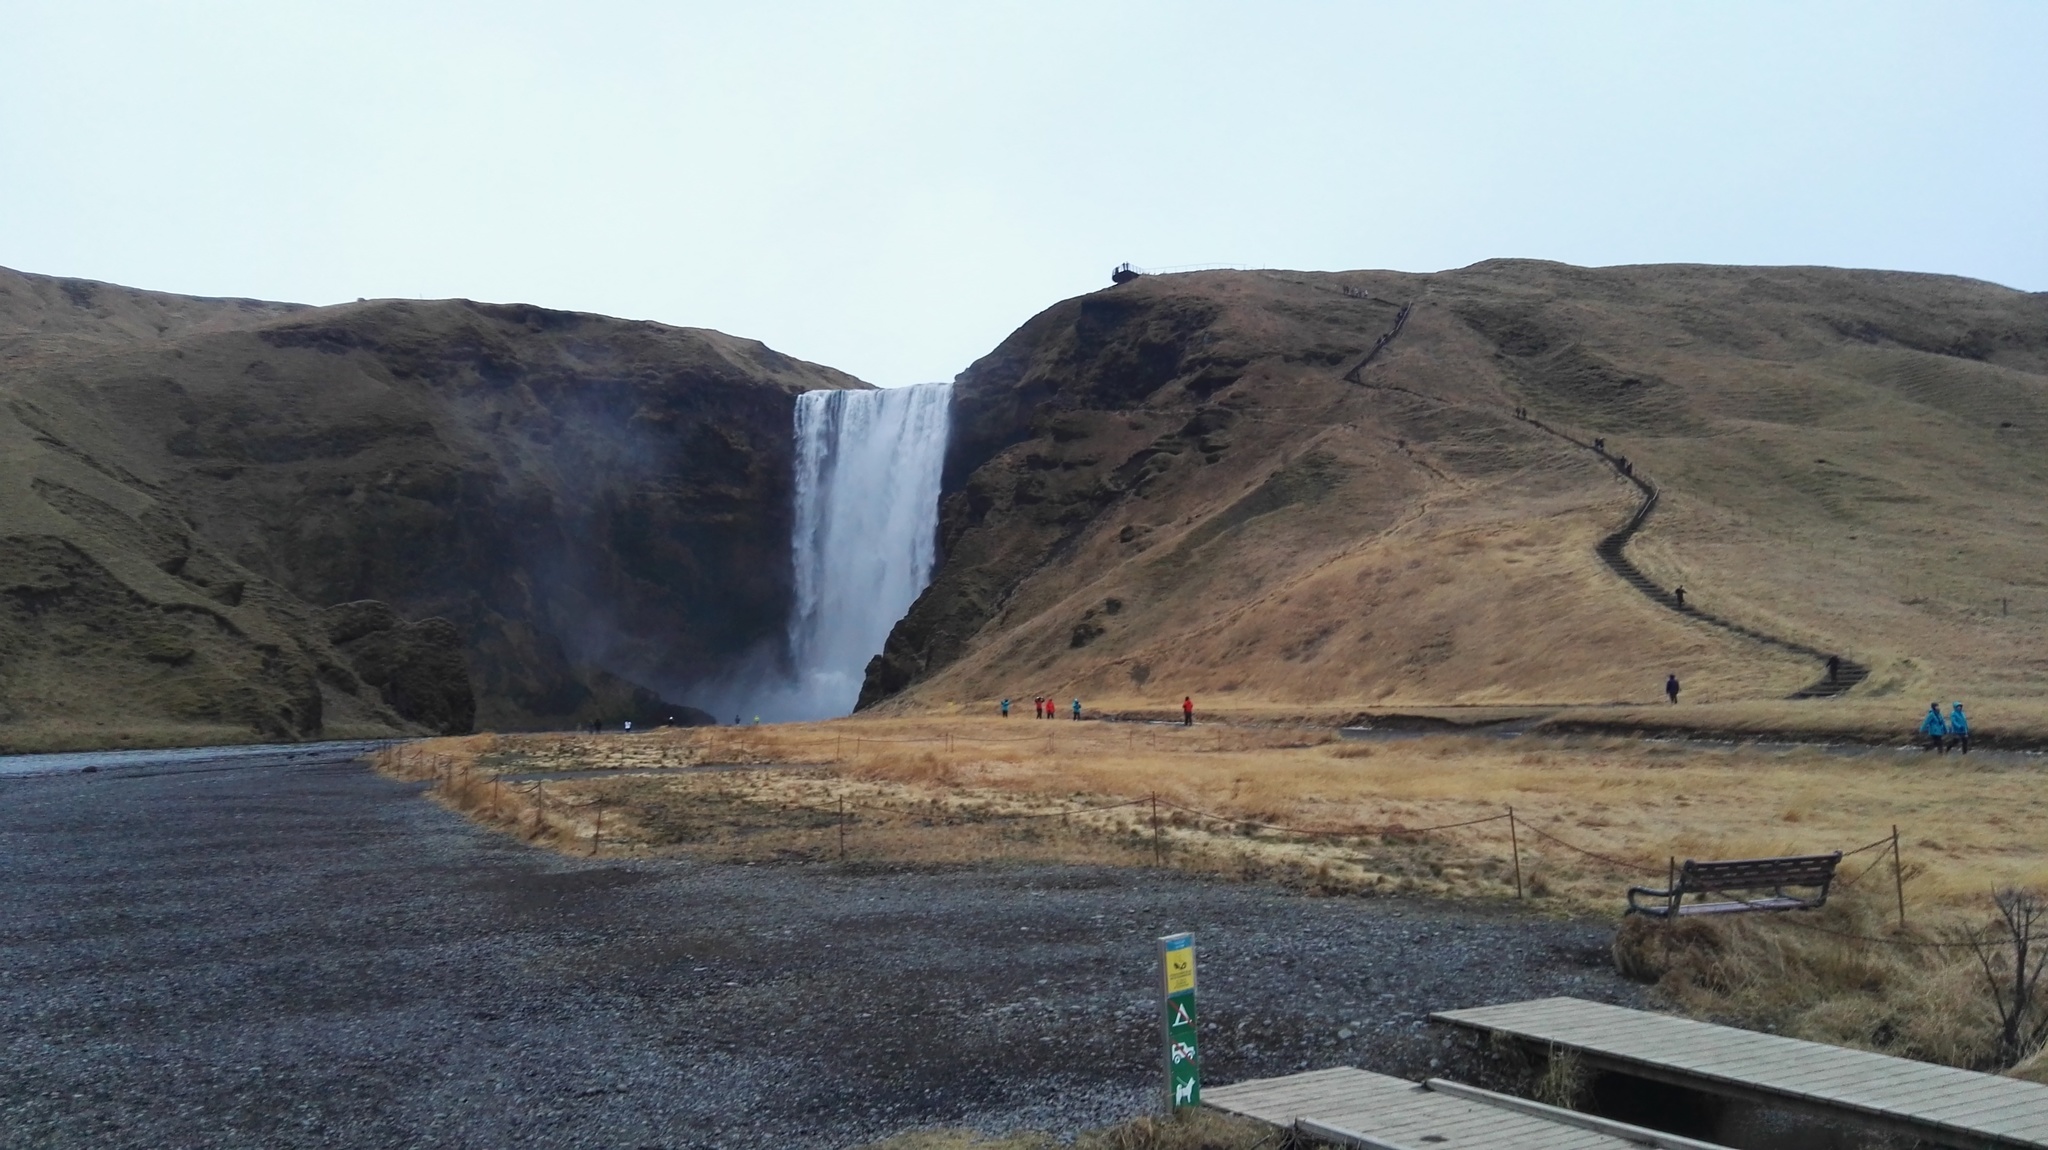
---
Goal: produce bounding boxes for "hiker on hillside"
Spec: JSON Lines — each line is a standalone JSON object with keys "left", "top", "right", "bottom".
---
{"left": 1948, "top": 702, "right": 1971, "bottom": 754}
{"left": 1001, "top": 698, "right": 1010, "bottom": 717}
{"left": 1827, "top": 655, "right": 1842, "bottom": 683}
{"left": 1071, "top": 698, "right": 1082, "bottom": 720}
{"left": 1033, "top": 696, "right": 1043, "bottom": 719}
{"left": 1920, "top": 703, "right": 1948, "bottom": 753}
{"left": 1673, "top": 586, "right": 1686, "bottom": 607}
{"left": 1665, "top": 674, "right": 1681, "bottom": 705}
{"left": 1182, "top": 696, "right": 1194, "bottom": 727}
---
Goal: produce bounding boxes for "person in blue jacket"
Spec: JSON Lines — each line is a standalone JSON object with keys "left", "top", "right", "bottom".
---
{"left": 1000, "top": 698, "right": 1011, "bottom": 717}
{"left": 1071, "top": 698, "right": 1082, "bottom": 720}
{"left": 1919, "top": 703, "right": 1948, "bottom": 753}
{"left": 1947, "top": 702, "right": 1970, "bottom": 754}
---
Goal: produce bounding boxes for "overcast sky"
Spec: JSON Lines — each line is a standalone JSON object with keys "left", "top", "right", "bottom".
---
{"left": 3, "top": 2, "right": 2042, "bottom": 385}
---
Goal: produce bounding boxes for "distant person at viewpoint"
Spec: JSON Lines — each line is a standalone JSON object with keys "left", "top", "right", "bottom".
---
{"left": 1183, "top": 696, "right": 1194, "bottom": 726}
{"left": 1673, "top": 585, "right": 1686, "bottom": 607}
{"left": 1665, "top": 674, "right": 1681, "bottom": 705}
{"left": 1071, "top": 698, "right": 1082, "bottom": 720}
{"left": 1920, "top": 703, "right": 1949, "bottom": 753}
{"left": 1000, "top": 698, "right": 1010, "bottom": 717}
{"left": 1947, "top": 702, "right": 1970, "bottom": 754}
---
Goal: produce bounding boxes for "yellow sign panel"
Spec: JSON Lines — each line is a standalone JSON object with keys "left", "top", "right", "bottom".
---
{"left": 1164, "top": 942, "right": 1195, "bottom": 994}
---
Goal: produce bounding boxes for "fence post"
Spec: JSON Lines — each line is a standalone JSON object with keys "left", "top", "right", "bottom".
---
{"left": 533, "top": 783, "right": 545, "bottom": 838}
{"left": 1152, "top": 793, "right": 1163, "bottom": 865}
{"left": 838, "top": 795, "right": 847, "bottom": 863}
{"left": 592, "top": 801, "right": 603, "bottom": 856}
{"left": 1892, "top": 824, "right": 1906, "bottom": 931}
{"left": 1507, "top": 807, "right": 1524, "bottom": 900}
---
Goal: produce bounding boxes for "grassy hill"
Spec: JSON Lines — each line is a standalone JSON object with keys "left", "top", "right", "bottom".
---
{"left": 0, "top": 267, "right": 865, "bottom": 751}
{"left": 867, "top": 261, "right": 2048, "bottom": 732}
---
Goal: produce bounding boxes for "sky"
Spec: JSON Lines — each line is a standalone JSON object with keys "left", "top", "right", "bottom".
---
{"left": 3, "top": 2, "right": 2043, "bottom": 386}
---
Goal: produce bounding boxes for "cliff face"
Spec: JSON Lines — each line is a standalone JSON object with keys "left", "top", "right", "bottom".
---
{"left": 0, "top": 267, "right": 864, "bottom": 749}
{"left": 865, "top": 262, "right": 2048, "bottom": 712}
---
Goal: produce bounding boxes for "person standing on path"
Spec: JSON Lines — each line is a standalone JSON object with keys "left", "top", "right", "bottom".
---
{"left": 1920, "top": 703, "right": 1949, "bottom": 753}
{"left": 1673, "top": 586, "right": 1686, "bottom": 607}
{"left": 1947, "top": 702, "right": 1970, "bottom": 754}
{"left": 1071, "top": 698, "right": 1081, "bottom": 721}
{"left": 1665, "top": 674, "right": 1681, "bottom": 704}
{"left": 1001, "top": 698, "right": 1010, "bottom": 718}
{"left": 1182, "top": 696, "right": 1194, "bottom": 727}
{"left": 1827, "top": 655, "right": 1842, "bottom": 682}
{"left": 1033, "top": 696, "right": 1043, "bottom": 719}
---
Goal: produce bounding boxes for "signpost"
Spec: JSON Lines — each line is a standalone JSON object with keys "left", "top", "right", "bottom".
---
{"left": 1159, "top": 932, "right": 1199, "bottom": 1110}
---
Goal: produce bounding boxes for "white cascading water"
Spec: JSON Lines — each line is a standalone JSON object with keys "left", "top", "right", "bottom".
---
{"left": 778, "top": 382, "right": 951, "bottom": 719}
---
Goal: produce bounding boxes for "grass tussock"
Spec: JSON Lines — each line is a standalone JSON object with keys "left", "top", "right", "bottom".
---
{"left": 1612, "top": 892, "right": 2030, "bottom": 1071}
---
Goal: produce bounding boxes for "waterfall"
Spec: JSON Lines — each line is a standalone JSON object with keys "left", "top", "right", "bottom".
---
{"left": 779, "top": 382, "right": 951, "bottom": 719}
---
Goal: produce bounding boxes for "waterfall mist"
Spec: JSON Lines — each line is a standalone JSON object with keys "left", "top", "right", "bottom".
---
{"left": 717, "top": 382, "right": 951, "bottom": 721}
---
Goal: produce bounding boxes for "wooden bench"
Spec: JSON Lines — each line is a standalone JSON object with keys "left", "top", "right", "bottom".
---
{"left": 1626, "top": 852, "right": 1842, "bottom": 917}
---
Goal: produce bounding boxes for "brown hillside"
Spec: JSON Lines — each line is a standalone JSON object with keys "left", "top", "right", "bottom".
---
{"left": 0, "top": 269, "right": 866, "bottom": 750}
{"left": 866, "top": 261, "right": 2048, "bottom": 719}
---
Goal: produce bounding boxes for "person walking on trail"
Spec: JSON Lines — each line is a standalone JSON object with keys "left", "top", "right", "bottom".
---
{"left": 1827, "top": 655, "right": 1842, "bottom": 683}
{"left": 1947, "top": 702, "right": 1971, "bottom": 754}
{"left": 1673, "top": 586, "right": 1686, "bottom": 607}
{"left": 1071, "top": 698, "right": 1082, "bottom": 720}
{"left": 1001, "top": 698, "right": 1010, "bottom": 718}
{"left": 1665, "top": 674, "right": 1681, "bottom": 705}
{"left": 1033, "top": 696, "right": 1043, "bottom": 719}
{"left": 1920, "top": 703, "right": 1949, "bottom": 753}
{"left": 1182, "top": 696, "right": 1194, "bottom": 727}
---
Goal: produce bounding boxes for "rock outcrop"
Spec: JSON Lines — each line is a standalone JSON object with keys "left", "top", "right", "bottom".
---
{"left": 0, "top": 266, "right": 864, "bottom": 749}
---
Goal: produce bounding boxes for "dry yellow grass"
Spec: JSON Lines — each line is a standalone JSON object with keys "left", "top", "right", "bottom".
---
{"left": 377, "top": 715, "right": 2048, "bottom": 1072}
{"left": 379, "top": 718, "right": 2048, "bottom": 908}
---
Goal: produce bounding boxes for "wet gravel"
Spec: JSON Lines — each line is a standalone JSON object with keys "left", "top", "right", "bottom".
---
{"left": 1, "top": 746, "right": 1644, "bottom": 1148}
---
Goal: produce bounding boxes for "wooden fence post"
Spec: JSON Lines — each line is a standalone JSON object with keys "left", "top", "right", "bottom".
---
{"left": 592, "top": 802, "right": 603, "bottom": 856}
{"left": 1507, "top": 807, "right": 1523, "bottom": 900}
{"left": 1892, "top": 824, "right": 1906, "bottom": 931}
{"left": 1151, "top": 793, "right": 1163, "bottom": 865}
{"left": 838, "top": 795, "right": 847, "bottom": 863}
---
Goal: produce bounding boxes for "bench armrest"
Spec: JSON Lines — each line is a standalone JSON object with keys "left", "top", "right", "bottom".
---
{"left": 1626, "top": 884, "right": 1675, "bottom": 914}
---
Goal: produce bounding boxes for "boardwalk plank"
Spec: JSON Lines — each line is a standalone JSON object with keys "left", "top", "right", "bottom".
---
{"left": 1208, "top": 1067, "right": 1715, "bottom": 1150}
{"left": 1431, "top": 997, "right": 2048, "bottom": 1148}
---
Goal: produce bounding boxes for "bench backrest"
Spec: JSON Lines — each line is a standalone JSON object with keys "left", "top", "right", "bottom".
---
{"left": 1677, "top": 852, "right": 1841, "bottom": 893}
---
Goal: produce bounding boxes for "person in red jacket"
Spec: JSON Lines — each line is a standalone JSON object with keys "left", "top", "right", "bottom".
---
{"left": 1182, "top": 696, "right": 1194, "bottom": 726}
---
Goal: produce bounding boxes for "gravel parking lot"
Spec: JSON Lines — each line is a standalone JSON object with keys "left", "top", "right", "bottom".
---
{"left": 1, "top": 745, "right": 1644, "bottom": 1148}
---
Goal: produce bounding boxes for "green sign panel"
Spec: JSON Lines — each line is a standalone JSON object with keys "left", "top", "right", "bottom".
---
{"left": 1159, "top": 932, "right": 1199, "bottom": 1109}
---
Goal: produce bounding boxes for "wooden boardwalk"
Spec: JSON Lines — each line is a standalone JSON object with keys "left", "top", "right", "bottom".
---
{"left": 1205, "top": 1066, "right": 1724, "bottom": 1149}
{"left": 1433, "top": 997, "right": 2048, "bottom": 1149}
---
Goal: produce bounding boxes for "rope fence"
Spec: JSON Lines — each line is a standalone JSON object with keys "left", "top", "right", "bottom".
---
{"left": 394, "top": 744, "right": 1955, "bottom": 948}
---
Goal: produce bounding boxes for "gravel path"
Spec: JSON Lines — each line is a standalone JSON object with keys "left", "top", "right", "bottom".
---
{"left": 1, "top": 746, "right": 1644, "bottom": 1149}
